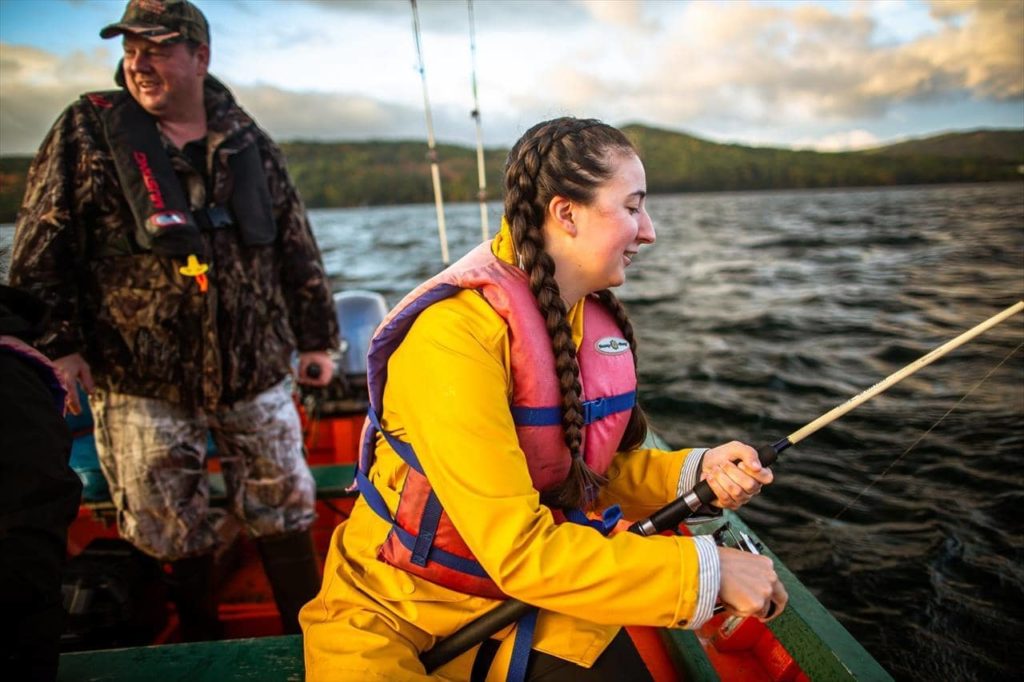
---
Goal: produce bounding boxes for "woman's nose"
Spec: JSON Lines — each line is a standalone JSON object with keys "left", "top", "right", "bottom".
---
{"left": 639, "top": 211, "right": 656, "bottom": 245}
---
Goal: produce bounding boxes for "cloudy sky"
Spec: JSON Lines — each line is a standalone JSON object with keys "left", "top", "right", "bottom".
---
{"left": 0, "top": 0, "right": 1021, "bottom": 156}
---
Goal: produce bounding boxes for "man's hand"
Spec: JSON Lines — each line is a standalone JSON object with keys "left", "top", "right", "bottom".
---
{"left": 54, "top": 352, "right": 94, "bottom": 415}
{"left": 297, "top": 350, "right": 335, "bottom": 387}
{"left": 701, "top": 440, "right": 774, "bottom": 509}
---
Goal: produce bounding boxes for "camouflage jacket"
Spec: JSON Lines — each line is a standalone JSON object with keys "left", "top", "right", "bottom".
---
{"left": 10, "top": 77, "right": 339, "bottom": 411}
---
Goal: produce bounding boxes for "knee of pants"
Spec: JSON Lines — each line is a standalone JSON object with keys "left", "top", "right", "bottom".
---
{"left": 236, "top": 461, "right": 317, "bottom": 537}
{"left": 116, "top": 500, "right": 222, "bottom": 561}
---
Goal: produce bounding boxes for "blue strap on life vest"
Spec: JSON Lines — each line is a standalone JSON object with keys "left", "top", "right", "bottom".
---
{"left": 412, "top": 490, "right": 444, "bottom": 567}
{"left": 507, "top": 608, "right": 538, "bottom": 682}
{"left": 510, "top": 390, "right": 636, "bottom": 427}
{"left": 366, "top": 404, "right": 424, "bottom": 474}
{"left": 356, "top": 415, "right": 626, "bottom": 580}
{"left": 355, "top": 411, "right": 493, "bottom": 578}
{"left": 355, "top": 468, "right": 493, "bottom": 578}
{"left": 563, "top": 504, "right": 623, "bottom": 534}
{"left": 500, "top": 505, "right": 621, "bottom": 682}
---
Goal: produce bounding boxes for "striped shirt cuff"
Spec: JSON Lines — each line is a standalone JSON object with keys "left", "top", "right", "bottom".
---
{"left": 689, "top": 535, "right": 720, "bottom": 629}
{"left": 677, "top": 448, "right": 708, "bottom": 498}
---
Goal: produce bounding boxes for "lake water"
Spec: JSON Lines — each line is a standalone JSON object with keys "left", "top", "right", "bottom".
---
{"left": 3, "top": 182, "right": 1022, "bottom": 679}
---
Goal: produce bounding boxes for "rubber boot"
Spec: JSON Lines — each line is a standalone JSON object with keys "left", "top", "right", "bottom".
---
{"left": 165, "top": 553, "right": 223, "bottom": 642}
{"left": 255, "top": 530, "right": 321, "bottom": 635}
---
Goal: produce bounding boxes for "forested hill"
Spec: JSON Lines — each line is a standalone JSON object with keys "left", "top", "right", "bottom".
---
{"left": 1, "top": 127, "right": 1021, "bottom": 222}
{"left": 622, "top": 126, "right": 1023, "bottom": 193}
{"left": 859, "top": 129, "right": 1024, "bottom": 161}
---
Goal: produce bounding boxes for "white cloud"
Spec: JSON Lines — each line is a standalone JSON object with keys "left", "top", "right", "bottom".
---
{"left": 571, "top": 0, "right": 1023, "bottom": 132}
{"left": 0, "top": 43, "right": 115, "bottom": 154}
{"left": 576, "top": 0, "right": 651, "bottom": 29}
{"left": 794, "top": 129, "right": 882, "bottom": 152}
{"left": 0, "top": 0, "right": 1020, "bottom": 155}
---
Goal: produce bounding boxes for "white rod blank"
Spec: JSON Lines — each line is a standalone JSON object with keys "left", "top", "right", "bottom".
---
{"left": 786, "top": 300, "right": 1024, "bottom": 446}
{"left": 411, "top": 0, "right": 449, "bottom": 265}
{"left": 468, "top": 0, "right": 489, "bottom": 242}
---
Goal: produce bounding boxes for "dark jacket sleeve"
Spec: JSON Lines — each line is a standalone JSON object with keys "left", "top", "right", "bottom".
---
{"left": 8, "top": 104, "right": 88, "bottom": 360}
{"left": 0, "top": 350, "right": 80, "bottom": 682}
{"left": 262, "top": 137, "right": 339, "bottom": 352}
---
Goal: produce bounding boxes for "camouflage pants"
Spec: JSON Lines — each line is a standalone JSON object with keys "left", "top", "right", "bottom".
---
{"left": 91, "top": 379, "right": 316, "bottom": 561}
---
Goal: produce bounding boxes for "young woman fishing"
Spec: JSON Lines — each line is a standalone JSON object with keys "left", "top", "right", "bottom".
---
{"left": 301, "top": 117, "right": 787, "bottom": 681}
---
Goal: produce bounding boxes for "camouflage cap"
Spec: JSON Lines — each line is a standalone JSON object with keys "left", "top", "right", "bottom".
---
{"left": 100, "top": 0, "right": 210, "bottom": 46}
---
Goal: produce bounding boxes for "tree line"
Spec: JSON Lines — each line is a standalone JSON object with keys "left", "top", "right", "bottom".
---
{"left": 1, "top": 126, "right": 1020, "bottom": 223}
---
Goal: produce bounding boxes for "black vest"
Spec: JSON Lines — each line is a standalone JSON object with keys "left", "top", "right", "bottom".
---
{"left": 83, "top": 88, "right": 276, "bottom": 257}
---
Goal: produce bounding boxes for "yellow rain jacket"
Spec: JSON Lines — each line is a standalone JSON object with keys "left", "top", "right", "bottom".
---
{"left": 302, "top": 224, "right": 718, "bottom": 681}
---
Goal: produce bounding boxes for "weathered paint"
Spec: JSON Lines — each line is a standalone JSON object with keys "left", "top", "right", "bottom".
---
{"left": 58, "top": 636, "right": 304, "bottom": 681}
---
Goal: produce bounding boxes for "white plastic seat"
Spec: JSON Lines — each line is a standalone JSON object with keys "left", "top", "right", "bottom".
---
{"left": 334, "top": 290, "right": 388, "bottom": 377}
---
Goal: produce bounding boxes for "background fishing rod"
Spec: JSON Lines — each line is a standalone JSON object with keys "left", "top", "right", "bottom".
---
{"left": 420, "top": 300, "right": 1023, "bottom": 673}
{"left": 410, "top": 0, "right": 449, "bottom": 265}
{"left": 467, "top": 0, "right": 489, "bottom": 241}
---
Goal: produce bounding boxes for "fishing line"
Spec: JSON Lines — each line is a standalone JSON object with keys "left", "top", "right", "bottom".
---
{"left": 809, "top": 338, "right": 1024, "bottom": 542}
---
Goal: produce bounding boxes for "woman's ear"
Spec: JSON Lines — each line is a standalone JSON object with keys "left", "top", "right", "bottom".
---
{"left": 546, "top": 195, "right": 577, "bottom": 236}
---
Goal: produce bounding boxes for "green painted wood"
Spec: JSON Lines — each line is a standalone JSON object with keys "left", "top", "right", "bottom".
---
{"left": 309, "top": 463, "right": 357, "bottom": 498}
{"left": 688, "top": 513, "right": 894, "bottom": 681}
{"left": 660, "top": 629, "right": 720, "bottom": 682}
{"left": 58, "top": 635, "right": 304, "bottom": 681}
{"left": 83, "top": 464, "right": 356, "bottom": 514}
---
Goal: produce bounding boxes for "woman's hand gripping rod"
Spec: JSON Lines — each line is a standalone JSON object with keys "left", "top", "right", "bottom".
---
{"left": 420, "top": 300, "right": 1023, "bottom": 672}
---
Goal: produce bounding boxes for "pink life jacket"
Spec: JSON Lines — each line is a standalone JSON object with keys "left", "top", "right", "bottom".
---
{"left": 355, "top": 243, "right": 637, "bottom": 598}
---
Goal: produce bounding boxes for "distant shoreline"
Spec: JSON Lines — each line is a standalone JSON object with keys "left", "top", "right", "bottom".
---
{"left": 2, "top": 126, "right": 1021, "bottom": 224}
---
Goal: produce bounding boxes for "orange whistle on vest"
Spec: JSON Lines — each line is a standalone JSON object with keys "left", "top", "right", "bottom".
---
{"left": 179, "top": 254, "right": 209, "bottom": 293}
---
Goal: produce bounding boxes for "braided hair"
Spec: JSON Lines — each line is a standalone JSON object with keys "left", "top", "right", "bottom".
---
{"left": 504, "top": 117, "right": 649, "bottom": 509}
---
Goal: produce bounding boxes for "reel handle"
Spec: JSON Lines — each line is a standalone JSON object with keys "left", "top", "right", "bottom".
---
{"left": 712, "top": 521, "right": 777, "bottom": 618}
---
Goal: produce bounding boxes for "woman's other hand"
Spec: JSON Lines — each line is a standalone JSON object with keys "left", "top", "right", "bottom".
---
{"left": 701, "top": 441, "right": 774, "bottom": 509}
{"left": 717, "top": 546, "right": 788, "bottom": 621}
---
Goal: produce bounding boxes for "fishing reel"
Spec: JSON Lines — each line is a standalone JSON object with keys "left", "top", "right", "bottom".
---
{"left": 711, "top": 520, "right": 764, "bottom": 555}
{"left": 710, "top": 521, "right": 777, "bottom": 619}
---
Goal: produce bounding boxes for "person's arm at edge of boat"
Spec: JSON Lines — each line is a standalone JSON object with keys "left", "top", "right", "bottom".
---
{"left": 260, "top": 136, "right": 338, "bottom": 387}
{"left": 8, "top": 103, "right": 95, "bottom": 414}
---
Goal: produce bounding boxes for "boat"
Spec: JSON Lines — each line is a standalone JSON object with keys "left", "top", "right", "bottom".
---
{"left": 54, "top": 289, "right": 892, "bottom": 681}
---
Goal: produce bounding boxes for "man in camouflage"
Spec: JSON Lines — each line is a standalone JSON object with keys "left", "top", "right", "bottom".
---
{"left": 9, "top": 0, "right": 339, "bottom": 639}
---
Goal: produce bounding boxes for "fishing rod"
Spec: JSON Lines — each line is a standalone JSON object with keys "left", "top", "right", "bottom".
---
{"left": 420, "top": 300, "right": 1023, "bottom": 672}
{"left": 467, "top": 0, "right": 489, "bottom": 241}
{"left": 410, "top": 0, "right": 450, "bottom": 265}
